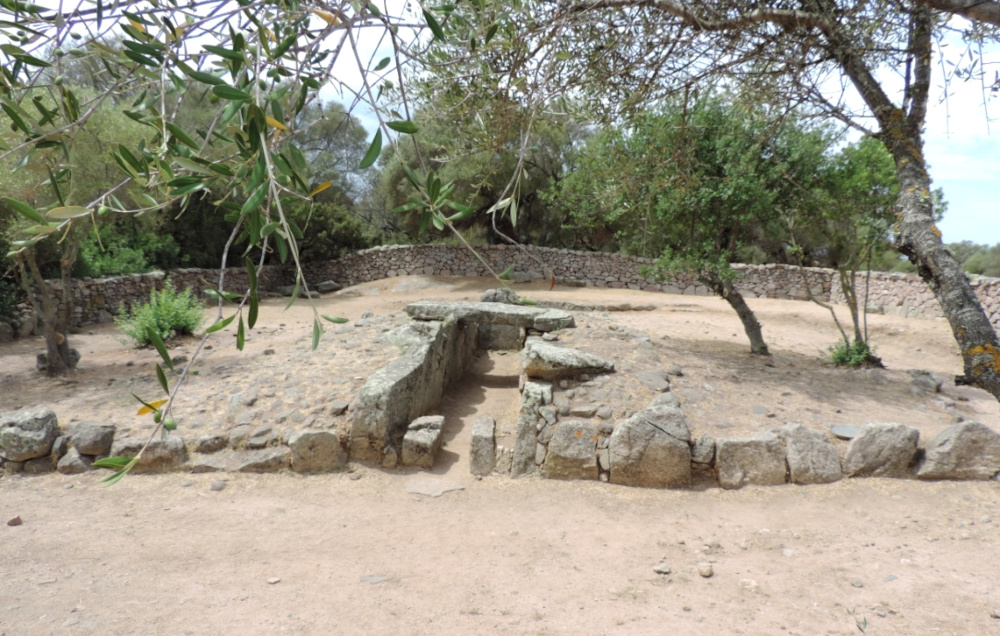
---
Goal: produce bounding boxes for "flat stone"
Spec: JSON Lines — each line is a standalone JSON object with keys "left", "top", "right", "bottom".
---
{"left": 844, "top": 423, "right": 919, "bottom": 478}
{"left": 57, "top": 447, "right": 93, "bottom": 474}
{"left": 521, "top": 339, "right": 614, "bottom": 380}
{"left": 109, "top": 437, "right": 187, "bottom": 473}
{"left": 716, "top": 433, "right": 787, "bottom": 490}
{"left": 918, "top": 421, "right": 1000, "bottom": 480}
{"left": 405, "top": 300, "right": 575, "bottom": 332}
{"left": 636, "top": 369, "right": 670, "bottom": 392}
{"left": 187, "top": 453, "right": 230, "bottom": 473}
{"left": 191, "top": 434, "right": 228, "bottom": 454}
{"left": 543, "top": 421, "right": 599, "bottom": 480}
{"left": 648, "top": 392, "right": 681, "bottom": 409}
{"left": 480, "top": 288, "right": 521, "bottom": 304}
{"left": 404, "top": 477, "right": 465, "bottom": 497}
{"left": 235, "top": 447, "right": 289, "bottom": 473}
{"left": 22, "top": 455, "right": 54, "bottom": 474}
{"left": 830, "top": 424, "right": 864, "bottom": 441}
{"left": 210, "top": 480, "right": 227, "bottom": 491}
{"left": 316, "top": 280, "right": 343, "bottom": 293}
{"left": 329, "top": 401, "right": 350, "bottom": 416}
{"left": 229, "top": 425, "right": 253, "bottom": 449}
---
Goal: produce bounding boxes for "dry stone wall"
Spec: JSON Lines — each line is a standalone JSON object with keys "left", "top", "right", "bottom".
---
{"left": 12, "top": 244, "right": 1000, "bottom": 336}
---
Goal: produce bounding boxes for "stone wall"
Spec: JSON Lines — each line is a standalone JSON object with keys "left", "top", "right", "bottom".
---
{"left": 12, "top": 244, "right": 1000, "bottom": 336}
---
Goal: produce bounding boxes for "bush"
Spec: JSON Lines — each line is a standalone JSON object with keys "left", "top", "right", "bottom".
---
{"left": 829, "top": 339, "right": 882, "bottom": 368}
{"left": 115, "top": 280, "right": 204, "bottom": 347}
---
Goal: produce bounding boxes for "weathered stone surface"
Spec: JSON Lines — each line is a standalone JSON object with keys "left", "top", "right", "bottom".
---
{"left": 543, "top": 421, "right": 599, "bottom": 480}
{"left": 235, "top": 447, "right": 290, "bottom": 473}
{"left": 288, "top": 430, "right": 347, "bottom": 473}
{"left": 830, "top": 424, "right": 863, "bottom": 441}
{"left": 478, "top": 324, "right": 525, "bottom": 350}
{"left": 23, "top": 456, "right": 54, "bottom": 474}
{"left": 480, "top": 288, "right": 521, "bottom": 304}
{"left": 521, "top": 339, "right": 614, "bottom": 380}
{"left": 648, "top": 392, "right": 681, "bottom": 409}
{"left": 402, "top": 415, "right": 445, "bottom": 468}
{"left": 512, "top": 381, "right": 552, "bottom": 477}
{"left": 187, "top": 452, "right": 230, "bottom": 473}
{"left": 636, "top": 370, "right": 671, "bottom": 392}
{"left": 0, "top": 320, "right": 12, "bottom": 343}
{"left": 57, "top": 447, "right": 93, "bottom": 474}
{"left": 0, "top": 408, "right": 60, "bottom": 462}
{"left": 191, "top": 434, "right": 228, "bottom": 454}
{"left": 352, "top": 319, "right": 476, "bottom": 463}
{"left": 316, "top": 280, "right": 343, "bottom": 293}
{"left": 247, "top": 425, "right": 275, "bottom": 449}
{"left": 776, "top": 425, "right": 841, "bottom": 485}
{"left": 608, "top": 406, "right": 691, "bottom": 488}
{"left": 716, "top": 433, "right": 787, "bottom": 490}
{"left": 109, "top": 437, "right": 187, "bottom": 472}
{"left": 917, "top": 422, "right": 1000, "bottom": 480}
{"left": 229, "top": 424, "right": 253, "bottom": 449}
{"left": 692, "top": 434, "right": 716, "bottom": 465}
{"left": 470, "top": 416, "right": 496, "bottom": 476}
{"left": 50, "top": 435, "right": 69, "bottom": 461}
{"left": 405, "top": 300, "right": 575, "bottom": 332}
{"left": 844, "top": 423, "right": 919, "bottom": 478}
{"left": 910, "top": 371, "right": 943, "bottom": 395}
{"left": 329, "top": 401, "right": 350, "bottom": 416}
{"left": 71, "top": 422, "right": 116, "bottom": 456}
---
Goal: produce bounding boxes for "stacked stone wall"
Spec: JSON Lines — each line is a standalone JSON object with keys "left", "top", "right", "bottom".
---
{"left": 15, "top": 244, "right": 1000, "bottom": 333}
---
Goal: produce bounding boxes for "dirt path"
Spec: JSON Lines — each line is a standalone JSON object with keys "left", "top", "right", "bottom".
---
{"left": 3, "top": 276, "right": 1000, "bottom": 635}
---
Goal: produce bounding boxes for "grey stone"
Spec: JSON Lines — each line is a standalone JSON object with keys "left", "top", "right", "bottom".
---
{"left": 23, "top": 455, "right": 54, "bottom": 474}
{"left": 776, "top": 424, "right": 842, "bottom": 484}
{"left": 0, "top": 408, "right": 60, "bottom": 461}
{"left": 192, "top": 434, "right": 228, "bottom": 454}
{"left": 470, "top": 416, "right": 496, "bottom": 477}
{"left": 636, "top": 369, "right": 671, "bottom": 392}
{"left": 649, "top": 392, "right": 681, "bottom": 409}
{"left": 521, "top": 339, "right": 615, "bottom": 380}
{"left": 187, "top": 453, "right": 230, "bottom": 473}
{"left": 317, "top": 280, "right": 343, "bottom": 293}
{"left": 569, "top": 404, "right": 597, "bottom": 417}
{"left": 288, "top": 430, "right": 347, "bottom": 473}
{"left": 596, "top": 405, "right": 614, "bottom": 420}
{"left": 234, "top": 388, "right": 259, "bottom": 408}
{"left": 543, "top": 421, "right": 599, "bottom": 480}
{"left": 405, "top": 300, "right": 575, "bottom": 332}
{"left": 910, "top": 371, "right": 943, "bottom": 395}
{"left": 512, "top": 381, "right": 552, "bottom": 477}
{"left": 109, "top": 437, "right": 187, "bottom": 473}
{"left": 539, "top": 406, "right": 558, "bottom": 425}
{"left": 235, "top": 447, "right": 290, "bottom": 472}
{"left": 402, "top": 415, "right": 445, "bottom": 468}
{"left": 917, "top": 422, "right": 1000, "bottom": 480}
{"left": 57, "top": 447, "right": 93, "bottom": 474}
{"left": 50, "top": 435, "right": 69, "bottom": 461}
{"left": 0, "top": 320, "right": 12, "bottom": 343}
{"left": 247, "top": 425, "right": 275, "bottom": 449}
{"left": 608, "top": 406, "right": 692, "bottom": 488}
{"left": 210, "top": 480, "right": 227, "bottom": 491}
{"left": 229, "top": 425, "right": 253, "bottom": 449}
{"left": 692, "top": 434, "right": 716, "bottom": 465}
{"left": 844, "top": 423, "right": 919, "bottom": 478}
{"left": 535, "top": 442, "right": 547, "bottom": 465}
{"left": 478, "top": 324, "right": 526, "bottom": 350}
{"left": 716, "top": 433, "right": 787, "bottom": 490}
{"left": 666, "top": 365, "right": 684, "bottom": 377}
{"left": 19, "top": 312, "right": 36, "bottom": 337}
{"left": 71, "top": 422, "right": 116, "bottom": 456}
{"left": 480, "top": 287, "right": 521, "bottom": 304}
{"left": 330, "top": 401, "right": 350, "bottom": 416}
{"left": 830, "top": 424, "right": 864, "bottom": 441}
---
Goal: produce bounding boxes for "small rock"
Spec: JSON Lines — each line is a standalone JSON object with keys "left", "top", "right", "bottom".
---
{"left": 180, "top": 480, "right": 194, "bottom": 488}
{"left": 990, "top": 609, "right": 1000, "bottom": 620}
{"left": 653, "top": 562, "right": 672, "bottom": 575}
{"left": 267, "top": 577, "right": 281, "bottom": 585}
{"left": 830, "top": 424, "right": 864, "bottom": 440}
{"left": 210, "top": 480, "right": 227, "bottom": 492}
{"left": 7, "top": 515, "right": 23, "bottom": 527}
{"left": 263, "top": 349, "right": 276, "bottom": 356}
{"left": 738, "top": 579, "right": 759, "bottom": 592}
{"left": 850, "top": 578, "right": 864, "bottom": 588}
{"left": 698, "top": 563, "right": 714, "bottom": 578}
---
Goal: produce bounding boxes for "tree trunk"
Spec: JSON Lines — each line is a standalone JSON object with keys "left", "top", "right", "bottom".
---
{"left": 703, "top": 274, "right": 770, "bottom": 355}
{"left": 19, "top": 248, "right": 78, "bottom": 376}
{"left": 837, "top": 268, "right": 864, "bottom": 343}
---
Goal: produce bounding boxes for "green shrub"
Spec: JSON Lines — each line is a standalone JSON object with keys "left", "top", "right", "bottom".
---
{"left": 829, "top": 339, "right": 882, "bottom": 368}
{"left": 115, "top": 280, "right": 204, "bottom": 347}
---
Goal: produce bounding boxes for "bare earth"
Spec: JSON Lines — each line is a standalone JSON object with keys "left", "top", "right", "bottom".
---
{"left": 2, "top": 276, "right": 1000, "bottom": 636}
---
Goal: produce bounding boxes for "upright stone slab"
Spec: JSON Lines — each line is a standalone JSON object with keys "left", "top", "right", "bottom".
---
{"left": 470, "top": 416, "right": 497, "bottom": 476}
{"left": 109, "top": 437, "right": 187, "bottom": 473}
{"left": 288, "top": 430, "right": 348, "bottom": 473}
{"left": 543, "top": 420, "right": 599, "bottom": 480}
{"left": 512, "top": 381, "right": 552, "bottom": 477}
{"left": 843, "top": 423, "right": 919, "bottom": 478}
{"left": 917, "top": 421, "right": 1000, "bottom": 480}
{"left": 716, "top": 433, "right": 787, "bottom": 490}
{"left": 0, "top": 407, "right": 60, "bottom": 462}
{"left": 776, "top": 424, "right": 842, "bottom": 484}
{"left": 608, "top": 406, "right": 691, "bottom": 488}
{"left": 402, "top": 415, "right": 445, "bottom": 468}
{"left": 71, "top": 422, "right": 116, "bottom": 456}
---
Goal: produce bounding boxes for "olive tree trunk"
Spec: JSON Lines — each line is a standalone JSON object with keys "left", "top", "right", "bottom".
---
{"left": 703, "top": 274, "right": 770, "bottom": 356}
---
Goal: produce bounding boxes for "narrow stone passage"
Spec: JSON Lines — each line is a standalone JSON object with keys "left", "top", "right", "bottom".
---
{"left": 432, "top": 350, "right": 521, "bottom": 478}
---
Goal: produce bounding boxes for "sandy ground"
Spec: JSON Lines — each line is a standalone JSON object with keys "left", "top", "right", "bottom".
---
{"left": 2, "top": 276, "right": 1000, "bottom": 635}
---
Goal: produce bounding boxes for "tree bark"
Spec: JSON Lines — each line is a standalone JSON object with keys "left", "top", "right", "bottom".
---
{"left": 703, "top": 274, "right": 770, "bottom": 355}
{"left": 19, "top": 249, "right": 77, "bottom": 376}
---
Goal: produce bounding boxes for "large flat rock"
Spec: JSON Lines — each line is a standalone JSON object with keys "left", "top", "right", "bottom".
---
{"left": 521, "top": 339, "right": 614, "bottom": 380}
{"left": 405, "top": 300, "right": 575, "bottom": 332}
